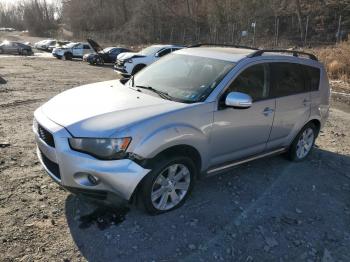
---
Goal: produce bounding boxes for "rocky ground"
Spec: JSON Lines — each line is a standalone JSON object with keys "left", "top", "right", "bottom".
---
{"left": 0, "top": 53, "right": 349, "bottom": 262}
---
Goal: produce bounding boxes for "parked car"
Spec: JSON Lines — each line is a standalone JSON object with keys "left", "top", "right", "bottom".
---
{"left": 84, "top": 47, "right": 131, "bottom": 65}
{"left": 82, "top": 39, "right": 130, "bottom": 65}
{"left": 114, "top": 44, "right": 184, "bottom": 76}
{"left": 0, "top": 41, "right": 33, "bottom": 55}
{"left": 52, "top": 41, "right": 94, "bottom": 60}
{"left": 48, "top": 41, "right": 70, "bottom": 51}
{"left": 34, "top": 39, "right": 56, "bottom": 51}
{"left": 33, "top": 45, "right": 330, "bottom": 214}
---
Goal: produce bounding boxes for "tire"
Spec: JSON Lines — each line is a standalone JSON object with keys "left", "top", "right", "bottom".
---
{"left": 131, "top": 64, "right": 146, "bottom": 75}
{"left": 139, "top": 155, "right": 196, "bottom": 215}
{"left": 287, "top": 122, "right": 317, "bottom": 161}
{"left": 63, "top": 52, "right": 72, "bottom": 60}
{"left": 21, "top": 49, "right": 28, "bottom": 56}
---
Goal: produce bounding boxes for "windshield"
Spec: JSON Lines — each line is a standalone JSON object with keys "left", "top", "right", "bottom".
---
{"left": 63, "top": 42, "right": 77, "bottom": 48}
{"left": 103, "top": 47, "right": 114, "bottom": 53}
{"left": 139, "top": 46, "right": 162, "bottom": 56}
{"left": 132, "top": 54, "right": 235, "bottom": 103}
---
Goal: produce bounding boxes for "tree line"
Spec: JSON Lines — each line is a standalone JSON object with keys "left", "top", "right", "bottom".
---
{"left": 1, "top": 0, "right": 349, "bottom": 46}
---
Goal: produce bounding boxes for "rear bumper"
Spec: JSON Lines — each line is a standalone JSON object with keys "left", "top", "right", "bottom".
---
{"left": 33, "top": 108, "right": 151, "bottom": 202}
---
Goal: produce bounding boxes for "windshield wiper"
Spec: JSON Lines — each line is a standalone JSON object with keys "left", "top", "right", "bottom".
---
{"left": 135, "top": 85, "right": 175, "bottom": 101}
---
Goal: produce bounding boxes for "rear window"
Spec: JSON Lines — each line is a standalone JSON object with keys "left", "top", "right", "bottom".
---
{"left": 303, "top": 65, "right": 320, "bottom": 91}
{"left": 270, "top": 63, "right": 306, "bottom": 97}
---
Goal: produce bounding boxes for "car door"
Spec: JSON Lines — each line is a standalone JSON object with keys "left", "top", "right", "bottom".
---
{"left": 266, "top": 62, "right": 311, "bottom": 150}
{"left": 72, "top": 44, "right": 82, "bottom": 57}
{"left": 83, "top": 44, "right": 93, "bottom": 56}
{"left": 8, "top": 42, "right": 18, "bottom": 54}
{"left": 210, "top": 63, "right": 275, "bottom": 166}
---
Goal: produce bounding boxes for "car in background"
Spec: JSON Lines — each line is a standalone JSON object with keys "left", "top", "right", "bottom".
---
{"left": 52, "top": 42, "right": 94, "bottom": 60}
{"left": 83, "top": 47, "right": 131, "bottom": 65}
{"left": 48, "top": 41, "right": 70, "bottom": 52}
{"left": 34, "top": 39, "right": 55, "bottom": 51}
{"left": 114, "top": 44, "right": 184, "bottom": 76}
{"left": 0, "top": 41, "right": 33, "bottom": 55}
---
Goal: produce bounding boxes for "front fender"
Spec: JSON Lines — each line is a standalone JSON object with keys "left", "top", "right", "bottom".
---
{"left": 132, "top": 123, "right": 210, "bottom": 170}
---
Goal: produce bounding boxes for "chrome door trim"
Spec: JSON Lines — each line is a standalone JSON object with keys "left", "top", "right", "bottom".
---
{"left": 207, "top": 148, "right": 286, "bottom": 175}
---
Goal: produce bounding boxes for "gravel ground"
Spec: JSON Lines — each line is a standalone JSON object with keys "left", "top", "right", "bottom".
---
{"left": 0, "top": 55, "right": 349, "bottom": 262}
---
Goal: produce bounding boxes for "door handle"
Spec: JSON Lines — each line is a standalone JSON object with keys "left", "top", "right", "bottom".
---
{"left": 262, "top": 107, "right": 274, "bottom": 116}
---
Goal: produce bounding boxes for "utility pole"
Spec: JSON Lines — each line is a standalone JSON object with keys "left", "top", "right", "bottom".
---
{"left": 337, "top": 15, "right": 342, "bottom": 43}
{"left": 304, "top": 16, "right": 309, "bottom": 46}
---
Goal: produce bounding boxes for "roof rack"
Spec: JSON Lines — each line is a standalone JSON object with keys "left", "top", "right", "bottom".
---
{"left": 188, "top": 43, "right": 259, "bottom": 50}
{"left": 247, "top": 49, "right": 318, "bottom": 61}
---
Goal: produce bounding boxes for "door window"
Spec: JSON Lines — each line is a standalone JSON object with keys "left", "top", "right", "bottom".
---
{"left": 270, "top": 63, "right": 306, "bottom": 97}
{"left": 83, "top": 44, "right": 91, "bottom": 50}
{"left": 225, "top": 64, "right": 270, "bottom": 101}
{"left": 302, "top": 65, "right": 320, "bottom": 91}
{"left": 157, "top": 48, "right": 171, "bottom": 57}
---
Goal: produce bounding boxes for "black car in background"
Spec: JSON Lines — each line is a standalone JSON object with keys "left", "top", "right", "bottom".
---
{"left": 83, "top": 39, "right": 130, "bottom": 65}
{"left": 84, "top": 47, "right": 131, "bottom": 65}
{"left": 0, "top": 41, "right": 33, "bottom": 55}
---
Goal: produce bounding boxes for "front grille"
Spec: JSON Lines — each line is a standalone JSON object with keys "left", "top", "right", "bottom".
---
{"left": 39, "top": 150, "right": 61, "bottom": 180}
{"left": 38, "top": 124, "right": 55, "bottom": 147}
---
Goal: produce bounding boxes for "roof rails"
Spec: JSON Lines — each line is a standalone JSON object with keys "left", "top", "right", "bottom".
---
{"left": 248, "top": 49, "right": 318, "bottom": 61}
{"left": 188, "top": 43, "right": 259, "bottom": 51}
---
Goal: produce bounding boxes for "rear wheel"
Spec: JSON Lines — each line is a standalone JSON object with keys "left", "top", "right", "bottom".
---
{"left": 287, "top": 123, "right": 317, "bottom": 161}
{"left": 63, "top": 52, "right": 72, "bottom": 60}
{"left": 139, "top": 156, "right": 196, "bottom": 214}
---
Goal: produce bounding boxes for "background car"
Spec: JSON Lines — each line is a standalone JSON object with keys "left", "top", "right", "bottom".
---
{"left": 34, "top": 39, "right": 56, "bottom": 51}
{"left": 52, "top": 41, "right": 94, "bottom": 60}
{"left": 83, "top": 47, "right": 131, "bottom": 65}
{"left": 114, "top": 44, "right": 184, "bottom": 76}
{"left": 0, "top": 41, "right": 33, "bottom": 55}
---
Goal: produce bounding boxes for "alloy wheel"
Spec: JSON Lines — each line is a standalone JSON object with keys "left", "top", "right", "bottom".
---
{"left": 296, "top": 127, "right": 314, "bottom": 159}
{"left": 151, "top": 164, "right": 191, "bottom": 211}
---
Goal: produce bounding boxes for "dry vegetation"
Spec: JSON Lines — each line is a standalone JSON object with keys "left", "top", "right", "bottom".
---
{"left": 314, "top": 41, "right": 350, "bottom": 82}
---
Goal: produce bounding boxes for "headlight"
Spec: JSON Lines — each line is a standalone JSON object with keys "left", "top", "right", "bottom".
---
{"left": 68, "top": 137, "right": 131, "bottom": 160}
{"left": 125, "top": 58, "right": 133, "bottom": 63}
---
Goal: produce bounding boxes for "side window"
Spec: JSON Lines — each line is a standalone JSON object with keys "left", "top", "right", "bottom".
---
{"left": 83, "top": 44, "right": 91, "bottom": 50}
{"left": 303, "top": 65, "right": 320, "bottom": 91}
{"left": 157, "top": 48, "right": 171, "bottom": 57}
{"left": 226, "top": 64, "right": 270, "bottom": 101}
{"left": 270, "top": 63, "right": 306, "bottom": 97}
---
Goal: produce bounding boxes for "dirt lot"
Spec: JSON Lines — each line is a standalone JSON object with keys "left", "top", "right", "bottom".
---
{"left": 0, "top": 54, "right": 350, "bottom": 262}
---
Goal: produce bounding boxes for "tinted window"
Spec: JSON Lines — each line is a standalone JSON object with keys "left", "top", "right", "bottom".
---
{"left": 158, "top": 48, "right": 171, "bottom": 57}
{"left": 226, "top": 64, "right": 270, "bottom": 101}
{"left": 303, "top": 65, "right": 320, "bottom": 91}
{"left": 270, "top": 63, "right": 306, "bottom": 97}
{"left": 83, "top": 45, "right": 90, "bottom": 49}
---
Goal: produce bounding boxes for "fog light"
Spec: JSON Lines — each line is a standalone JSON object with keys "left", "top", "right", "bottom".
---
{"left": 87, "top": 174, "right": 99, "bottom": 185}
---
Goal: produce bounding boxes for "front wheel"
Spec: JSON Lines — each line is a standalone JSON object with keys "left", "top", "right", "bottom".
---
{"left": 287, "top": 123, "right": 317, "bottom": 161}
{"left": 139, "top": 156, "right": 196, "bottom": 214}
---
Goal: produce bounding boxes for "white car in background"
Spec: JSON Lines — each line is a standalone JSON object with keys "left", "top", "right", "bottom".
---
{"left": 114, "top": 44, "right": 184, "bottom": 76}
{"left": 52, "top": 42, "right": 94, "bottom": 60}
{"left": 34, "top": 39, "right": 56, "bottom": 51}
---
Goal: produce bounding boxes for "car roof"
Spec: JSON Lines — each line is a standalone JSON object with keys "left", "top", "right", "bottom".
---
{"left": 151, "top": 44, "right": 184, "bottom": 49}
{"left": 176, "top": 46, "right": 320, "bottom": 65}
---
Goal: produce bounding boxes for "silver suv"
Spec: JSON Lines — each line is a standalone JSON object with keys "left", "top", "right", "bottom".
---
{"left": 33, "top": 45, "right": 330, "bottom": 214}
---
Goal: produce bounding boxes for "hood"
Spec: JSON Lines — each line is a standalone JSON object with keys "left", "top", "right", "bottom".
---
{"left": 41, "top": 80, "right": 187, "bottom": 137}
{"left": 87, "top": 38, "right": 102, "bottom": 53}
{"left": 117, "top": 52, "right": 145, "bottom": 61}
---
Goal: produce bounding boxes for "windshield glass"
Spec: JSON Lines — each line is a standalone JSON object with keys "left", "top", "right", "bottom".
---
{"left": 64, "top": 42, "right": 77, "bottom": 48}
{"left": 139, "top": 46, "right": 162, "bottom": 56}
{"left": 103, "top": 47, "right": 114, "bottom": 53}
{"left": 132, "top": 54, "right": 235, "bottom": 103}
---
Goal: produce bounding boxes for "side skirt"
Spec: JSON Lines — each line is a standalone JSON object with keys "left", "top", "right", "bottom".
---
{"left": 206, "top": 148, "right": 286, "bottom": 177}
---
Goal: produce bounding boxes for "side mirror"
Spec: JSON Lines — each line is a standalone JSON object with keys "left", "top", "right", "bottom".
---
{"left": 225, "top": 92, "right": 252, "bottom": 108}
{"left": 155, "top": 52, "right": 160, "bottom": 57}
